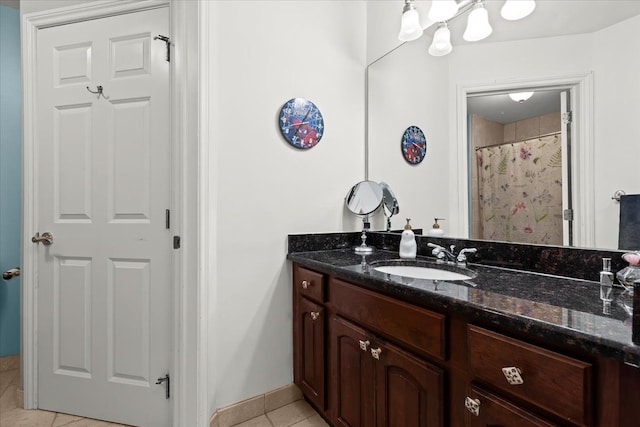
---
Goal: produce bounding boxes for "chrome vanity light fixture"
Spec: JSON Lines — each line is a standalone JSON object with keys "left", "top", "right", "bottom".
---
{"left": 463, "top": 0, "right": 492, "bottom": 42}
{"left": 428, "top": 0, "right": 458, "bottom": 22}
{"left": 398, "top": 0, "right": 424, "bottom": 42}
{"left": 501, "top": 0, "right": 536, "bottom": 20}
{"left": 428, "top": 22, "right": 453, "bottom": 56}
{"left": 399, "top": 0, "right": 537, "bottom": 57}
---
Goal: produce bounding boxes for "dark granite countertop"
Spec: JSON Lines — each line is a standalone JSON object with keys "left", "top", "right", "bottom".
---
{"left": 288, "top": 248, "right": 640, "bottom": 366}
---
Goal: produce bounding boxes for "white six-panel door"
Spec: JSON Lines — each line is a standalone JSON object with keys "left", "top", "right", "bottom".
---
{"left": 35, "top": 7, "right": 171, "bottom": 426}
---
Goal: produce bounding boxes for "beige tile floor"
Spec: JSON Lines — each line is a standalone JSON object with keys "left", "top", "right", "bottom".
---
{"left": 228, "top": 400, "right": 328, "bottom": 427}
{"left": 0, "top": 367, "right": 132, "bottom": 427}
{"left": 1, "top": 367, "right": 326, "bottom": 427}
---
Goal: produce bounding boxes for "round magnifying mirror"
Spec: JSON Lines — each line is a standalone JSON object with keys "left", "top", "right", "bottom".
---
{"left": 345, "top": 181, "right": 383, "bottom": 215}
{"left": 379, "top": 182, "right": 399, "bottom": 216}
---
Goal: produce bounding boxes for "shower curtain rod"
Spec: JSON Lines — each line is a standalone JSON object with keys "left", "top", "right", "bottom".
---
{"left": 474, "top": 131, "right": 561, "bottom": 150}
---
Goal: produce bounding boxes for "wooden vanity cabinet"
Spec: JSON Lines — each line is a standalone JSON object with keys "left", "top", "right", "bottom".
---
{"left": 464, "top": 385, "right": 558, "bottom": 427}
{"left": 330, "top": 315, "right": 443, "bottom": 427}
{"left": 291, "top": 262, "right": 640, "bottom": 427}
{"left": 293, "top": 265, "right": 326, "bottom": 410}
{"left": 466, "top": 325, "right": 592, "bottom": 426}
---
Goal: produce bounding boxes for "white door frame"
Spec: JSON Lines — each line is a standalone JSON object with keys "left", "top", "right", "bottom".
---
{"left": 21, "top": 1, "right": 207, "bottom": 425}
{"left": 451, "top": 72, "right": 595, "bottom": 248}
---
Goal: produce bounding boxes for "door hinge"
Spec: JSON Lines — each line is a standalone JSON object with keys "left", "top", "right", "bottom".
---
{"left": 156, "top": 374, "right": 170, "bottom": 399}
{"left": 173, "top": 236, "right": 181, "bottom": 249}
{"left": 563, "top": 209, "right": 574, "bottom": 221}
{"left": 562, "top": 111, "right": 572, "bottom": 124}
{"left": 166, "top": 209, "right": 170, "bottom": 229}
{"left": 154, "top": 35, "right": 171, "bottom": 62}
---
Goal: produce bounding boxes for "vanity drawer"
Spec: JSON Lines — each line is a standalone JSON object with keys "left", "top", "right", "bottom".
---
{"left": 467, "top": 325, "right": 592, "bottom": 426}
{"left": 329, "top": 278, "right": 445, "bottom": 360}
{"left": 293, "top": 265, "right": 325, "bottom": 303}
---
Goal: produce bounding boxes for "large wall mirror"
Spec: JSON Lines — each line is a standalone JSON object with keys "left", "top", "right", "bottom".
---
{"left": 367, "top": 0, "right": 640, "bottom": 251}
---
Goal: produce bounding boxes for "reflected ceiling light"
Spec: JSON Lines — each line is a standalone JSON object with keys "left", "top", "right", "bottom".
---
{"left": 398, "top": 0, "right": 424, "bottom": 42}
{"left": 501, "top": 0, "right": 536, "bottom": 20}
{"left": 428, "top": 0, "right": 459, "bottom": 22}
{"left": 428, "top": 23, "right": 453, "bottom": 57}
{"left": 463, "top": 1, "right": 493, "bottom": 42}
{"left": 509, "top": 91, "right": 534, "bottom": 103}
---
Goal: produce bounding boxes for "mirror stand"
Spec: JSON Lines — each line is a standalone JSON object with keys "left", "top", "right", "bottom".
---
{"left": 354, "top": 215, "right": 374, "bottom": 255}
{"left": 345, "top": 180, "right": 384, "bottom": 254}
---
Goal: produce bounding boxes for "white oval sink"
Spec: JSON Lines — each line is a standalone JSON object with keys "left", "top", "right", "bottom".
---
{"left": 374, "top": 265, "right": 473, "bottom": 281}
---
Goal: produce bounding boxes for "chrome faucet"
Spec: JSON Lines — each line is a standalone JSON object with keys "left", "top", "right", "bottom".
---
{"left": 457, "top": 248, "right": 478, "bottom": 265}
{"left": 428, "top": 243, "right": 456, "bottom": 263}
{"left": 428, "top": 243, "right": 477, "bottom": 266}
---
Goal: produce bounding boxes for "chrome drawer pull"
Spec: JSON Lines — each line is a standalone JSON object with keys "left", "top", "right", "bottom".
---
{"left": 502, "top": 366, "right": 524, "bottom": 385}
{"left": 464, "top": 397, "right": 481, "bottom": 416}
{"left": 310, "top": 311, "right": 320, "bottom": 321}
{"left": 301, "top": 280, "right": 310, "bottom": 289}
{"left": 359, "top": 340, "right": 370, "bottom": 352}
{"left": 371, "top": 347, "right": 382, "bottom": 360}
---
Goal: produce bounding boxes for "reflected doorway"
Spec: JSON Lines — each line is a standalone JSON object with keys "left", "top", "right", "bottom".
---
{"left": 467, "top": 88, "right": 574, "bottom": 245}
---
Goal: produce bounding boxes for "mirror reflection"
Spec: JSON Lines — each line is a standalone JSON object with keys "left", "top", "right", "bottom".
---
{"left": 468, "top": 89, "right": 564, "bottom": 246}
{"left": 345, "top": 180, "right": 385, "bottom": 254}
{"left": 367, "top": 0, "right": 640, "bottom": 251}
{"left": 380, "top": 181, "right": 400, "bottom": 231}
{"left": 345, "top": 180, "right": 384, "bottom": 216}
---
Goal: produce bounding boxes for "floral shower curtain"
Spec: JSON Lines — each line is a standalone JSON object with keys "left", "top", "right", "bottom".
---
{"left": 476, "top": 133, "right": 563, "bottom": 245}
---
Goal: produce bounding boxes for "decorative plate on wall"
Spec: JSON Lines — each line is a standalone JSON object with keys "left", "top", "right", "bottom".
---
{"left": 401, "top": 126, "right": 427, "bottom": 164}
{"left": 278, "top": 98, "right": 324, "bottom": 149}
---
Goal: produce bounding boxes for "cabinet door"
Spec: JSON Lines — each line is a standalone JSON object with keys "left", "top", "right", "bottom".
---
{"left": 296, "top": 297, "right": 325, "bottom": 410}
{"left": 375, "top": 339, "right": 444, "bottom": 427}
{"left": 330, "top": 316, "right": 376, "bottom": 427}
{"left": 464, "top": 385, "right": 558, "bottom": 427}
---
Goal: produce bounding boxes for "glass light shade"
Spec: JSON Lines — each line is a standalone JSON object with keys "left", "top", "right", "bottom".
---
{"left": 428, "top": 23, "right": 453, "bottom": 56}
{"left": 463, "top": 3, "right": 492, "bottom": 42}
{"left": 428, "top": 0, "right": 458, "bottom": 22}
{"left": 509, "top": 91, "right": 534, "bottom": 102}
{"left": 501, "top": 0, "right": 536, "bottom": 20}
{"left": 398, "top": 7, "right": 424, "bottom": 41}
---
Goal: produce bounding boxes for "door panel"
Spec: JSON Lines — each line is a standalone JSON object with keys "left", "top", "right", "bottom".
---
{"left": 375, "top": 339, "right": 444, "bottom": 427}
{"left": 330, "top": 316, "right": 375, "bottom": 427}
{"left": 298, "top": 296, "right": 325, "bottom": 409}
{"left": 54, "top": 104, "right": 93, "bottom": 221}
{"left": 36, "top": 7, "right": 171, "bottom": 426}
{"left": 54, "top": 257, "right": 92, "bottom": 377}
{"left": 108, "top": 258, "right": 151, "bottom": 385}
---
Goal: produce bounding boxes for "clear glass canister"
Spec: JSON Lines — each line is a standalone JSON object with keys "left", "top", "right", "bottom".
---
{"left": 616, "top": 251, "right": 640, "bottom": 292}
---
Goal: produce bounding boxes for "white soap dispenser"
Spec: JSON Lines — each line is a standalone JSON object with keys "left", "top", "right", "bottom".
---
{"left": 427, "top": 218, "right": 445, "bottom": 237}
{"left": 399, "top": 218, "right": 417, "bottom": 259}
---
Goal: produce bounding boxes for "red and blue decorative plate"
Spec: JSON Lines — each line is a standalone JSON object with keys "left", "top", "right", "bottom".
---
{"left": 279, "top": 98, "right": 324, "bottom": 149}
{"left": 401, "top": 126, "right": 427, "bottom": 164}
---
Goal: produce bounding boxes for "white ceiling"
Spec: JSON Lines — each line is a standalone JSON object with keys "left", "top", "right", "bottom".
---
{"left": 467, "top": 90, "right": 561, "bottom": 124}
{"left": 460, "top": 0, "right": 640, "bottom": 123}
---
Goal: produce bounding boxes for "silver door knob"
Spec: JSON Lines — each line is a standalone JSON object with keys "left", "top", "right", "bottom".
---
{"left": 32, "top": 232, "right": 54, "bottom": 246}
{"left": 2, "top": 268, "right": 20, "bottom": 280}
